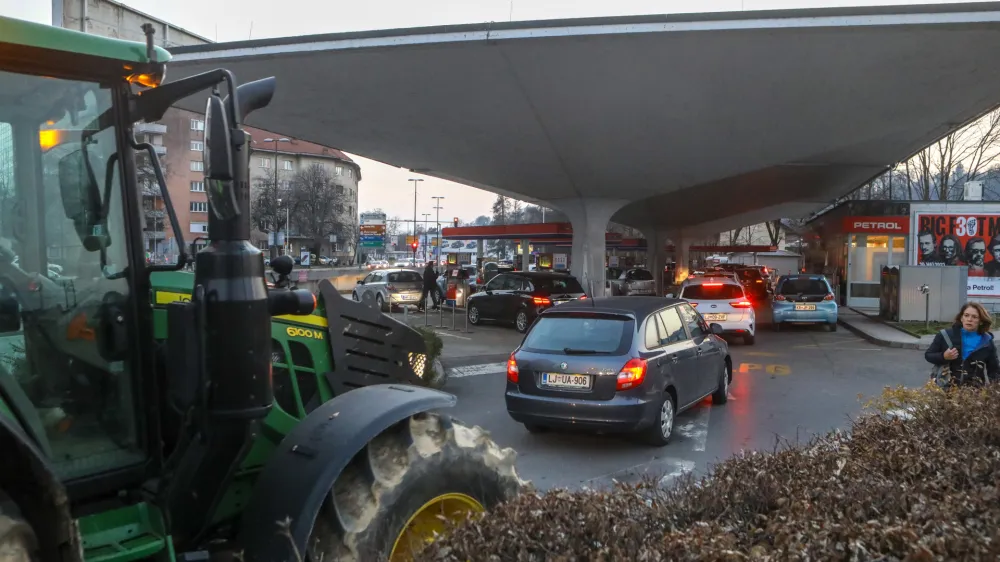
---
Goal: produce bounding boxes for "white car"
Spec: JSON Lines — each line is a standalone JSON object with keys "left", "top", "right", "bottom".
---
{"left": 670, "top": 276, "right": 756, "bottom": 345}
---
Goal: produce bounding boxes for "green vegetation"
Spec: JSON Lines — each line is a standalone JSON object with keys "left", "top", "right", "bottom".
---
{"left": 895, "top": 320, "right": 952, "bottom": 336}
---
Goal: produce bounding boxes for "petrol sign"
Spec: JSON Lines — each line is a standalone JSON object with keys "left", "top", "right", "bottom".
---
{"left": 841, "top": 216, "right": 909, "bottom": 234}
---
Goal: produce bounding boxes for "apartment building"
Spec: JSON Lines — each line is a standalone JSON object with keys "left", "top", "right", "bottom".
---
{"left": 246, "top": 127, "right": 361, "bottom": 263}
{"left": 53, "top": 0, "right": 359, "bottom": 262}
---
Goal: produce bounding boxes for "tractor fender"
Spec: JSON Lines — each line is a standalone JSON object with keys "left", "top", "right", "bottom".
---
{"left": 0, "top": 416, "right": 82, "bottom": 562}
{"left": 237, "top": 383, "right": 457, "bottom": 560}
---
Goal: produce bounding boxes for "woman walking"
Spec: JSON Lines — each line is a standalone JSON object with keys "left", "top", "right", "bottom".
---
{"left": 924, "top": 302, "right": 1000, "bottom": 387}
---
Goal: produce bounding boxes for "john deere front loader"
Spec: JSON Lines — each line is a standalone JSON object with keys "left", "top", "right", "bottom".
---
{"left": 0, "top": 15, "right": 524, "bottom": 562}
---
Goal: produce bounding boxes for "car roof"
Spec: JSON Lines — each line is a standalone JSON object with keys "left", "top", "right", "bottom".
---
{"left": 502, "top": 271, "right": 578, "bottom": 279}
{"left": 543, "top": 296, "right": 685, "bottom": 319}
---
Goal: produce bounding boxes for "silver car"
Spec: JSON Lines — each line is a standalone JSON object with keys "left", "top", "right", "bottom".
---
{"left": 352, "top": 268, "right": 424, "bottom": 311}
{"left": 608, "top": 268, "right": 656, "bottom": 296}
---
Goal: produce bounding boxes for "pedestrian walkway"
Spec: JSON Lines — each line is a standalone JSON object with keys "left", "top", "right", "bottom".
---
{"left": 839, "top": 307, "right": 1000, "bottom": 350}
{"left": 838, "top": 308, "right": 925, "bottom": 350}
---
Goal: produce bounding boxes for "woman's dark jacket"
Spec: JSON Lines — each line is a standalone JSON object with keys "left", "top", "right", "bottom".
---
{"left": 924, "top": 323, "right": 1000, "bottom": 384}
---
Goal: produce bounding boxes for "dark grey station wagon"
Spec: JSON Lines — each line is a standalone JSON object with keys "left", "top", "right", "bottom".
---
{"left": 504, "top": 296, "right": 732, "bottom": 446}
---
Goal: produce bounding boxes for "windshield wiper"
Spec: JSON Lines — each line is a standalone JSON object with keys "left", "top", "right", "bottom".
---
{"left": 563, "top": 348, "right": 603, "bottom": 355}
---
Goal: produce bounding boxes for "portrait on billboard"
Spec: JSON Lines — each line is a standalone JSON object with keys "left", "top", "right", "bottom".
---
{"left": 916, "top": 213, "right": 1000, "bottom": 297}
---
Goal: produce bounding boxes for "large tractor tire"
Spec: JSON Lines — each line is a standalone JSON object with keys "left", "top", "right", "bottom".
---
{"left": 306, "top": 412, "right": 527, "bottom": 561}
{"left": 0, "top": 493, "right": 38, "bottom": 562}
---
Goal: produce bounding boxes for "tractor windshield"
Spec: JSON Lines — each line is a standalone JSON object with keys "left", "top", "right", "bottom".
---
{"left": 0, "top": 68, "right": 143, "bottom": 480}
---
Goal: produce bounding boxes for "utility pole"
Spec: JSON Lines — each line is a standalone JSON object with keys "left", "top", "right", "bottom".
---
{"left": 422, "top": 213, "right": 431, "bottom": 262}
{"left": 409, "top": 178, "right": 423, "bottom": 262}
{"left": 432, "top": 196, "right": 444, "bottom": 265}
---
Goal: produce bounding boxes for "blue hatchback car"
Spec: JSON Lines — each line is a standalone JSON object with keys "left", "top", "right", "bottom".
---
{"left": 771, "top": 274, "right": 838, "bottom": 332}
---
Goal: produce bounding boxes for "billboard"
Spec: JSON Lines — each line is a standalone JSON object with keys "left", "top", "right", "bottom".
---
{"left": 915, "top": 213, "right": 1000, "bottom": 297}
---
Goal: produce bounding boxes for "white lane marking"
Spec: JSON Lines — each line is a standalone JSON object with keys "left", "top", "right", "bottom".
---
{"left": 674, "top": 403, "right": 711, "bottom": 452}
{"left": 427, "top": 330, "right": 472, "bottom": 340}
{"left": 658, "top": 460, "right": 697, "bottom": 487}
{"left": 448, "top": 362, "right": 507, "bottom": 378}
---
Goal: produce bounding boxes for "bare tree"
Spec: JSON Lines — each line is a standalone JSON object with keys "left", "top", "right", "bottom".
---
{"left": 288, "top": 163, "right": 348, "bottom": 256}
{"left": 250, "top": 175, "right": 286, "bottom": 235}
{"left": 764, "top": 219, "right": 783, "bottom": 246}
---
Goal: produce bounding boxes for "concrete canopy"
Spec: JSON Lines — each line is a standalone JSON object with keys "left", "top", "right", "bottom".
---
{"left": 167, "top": 2, "right": 1000, "bottom": 234}
{"left": 165, "top": 3, "right": 1000, "bottom": 293}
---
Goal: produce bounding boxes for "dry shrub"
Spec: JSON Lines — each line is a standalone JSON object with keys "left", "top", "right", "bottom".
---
{"left": 419, "top": 384, "right": 1000, "bottom": 561}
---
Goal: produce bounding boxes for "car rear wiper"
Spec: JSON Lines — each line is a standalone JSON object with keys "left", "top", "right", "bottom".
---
{"left": 563, "top": 347, "right": 603, "bottom": 354}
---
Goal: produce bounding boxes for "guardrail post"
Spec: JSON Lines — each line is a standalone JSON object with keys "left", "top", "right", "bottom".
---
{"left": 451, "top": 301, "right": 457, "bottom": 330}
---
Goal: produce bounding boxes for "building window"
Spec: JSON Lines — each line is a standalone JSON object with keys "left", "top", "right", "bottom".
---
{"left": 190, "top": 140, "right": 204, "bottom": 151}
{"left": 346, "top": 168, "right": 353, "bottom": 179}
{"left": 190, "top": 160, "right": 204, "bottom": 172}
{"left": 335, "top": 185, "right": 345, "bottom": 196}
{"left": 190, "top": 222, "right": 209, "bottom": 234}
{"left": 190, "top": 119, "right": 205, "bottom": 131}
{"left": 259, "top": 158, "right": 271, "bottom": 168}
{"left": 282, "top": 160, "right": 293, "bottom": 170}
{"left": 190, "top": 201, "right": 208, "bottom": 213}
{"left": 335, "top": 165, "right": 344, "bottom": 176}
{"left": 191, "top": 181, "right": 205, "bottom": 192}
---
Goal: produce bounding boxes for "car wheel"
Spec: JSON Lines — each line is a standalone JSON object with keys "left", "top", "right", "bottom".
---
{"left": 468, "top": 304, "right": 481, "bottom": 325}
{"left": 523, "top": 423, "right": 548, "bottom": 434}
{"left": 515, "top": 310, "right": 529, "bottom": 333}
{"left": 827, "top": 322, "right": 837, "bottom": 332}
{"left": 376, "top": 294, "right": 388, "bottom": 313}
{"left": 712, "top": 362, "right": 730, "bottom": 405}
{"left": 642, "top": 393, "right": 675, "bottom": 447}
{"left": 744, "top": 332, "right": 755, "bottom": 345}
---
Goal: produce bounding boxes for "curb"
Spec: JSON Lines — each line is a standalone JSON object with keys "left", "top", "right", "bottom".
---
{"left": 847, "top": 307, "right": 925, "bottom": 339}
{"left": 837, "top": 317, "right": 928, "bottom": 350}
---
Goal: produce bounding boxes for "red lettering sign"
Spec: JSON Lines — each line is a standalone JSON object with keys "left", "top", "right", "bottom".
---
{"left": 841, "top": 216, "right": 910, "bottom": 234}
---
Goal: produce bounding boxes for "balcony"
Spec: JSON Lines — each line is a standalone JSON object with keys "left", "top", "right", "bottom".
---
{"left": 152, "top": 145, "right": 167, "bottom": 156}
{"left": 135, "top": 122, "right": 168, "bottom": 135}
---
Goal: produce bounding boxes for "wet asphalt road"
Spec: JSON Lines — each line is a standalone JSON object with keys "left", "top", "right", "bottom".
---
{"left": 432, "top": 322, "right": 928, "bottom": 491}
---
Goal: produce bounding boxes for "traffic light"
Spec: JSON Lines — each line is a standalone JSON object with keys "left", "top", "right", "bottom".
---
{"left": 411, "top": 241, "right": 418, "bottom": 251}
{"left": 453, "top": 217, "right": 459, "bottom": 227}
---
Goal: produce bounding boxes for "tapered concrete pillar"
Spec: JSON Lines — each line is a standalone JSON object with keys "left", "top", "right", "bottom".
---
{"left": 521, "top": 239, "right": 531, "bottom": 271}
{"left": 553, "top": 198, "right": 628, "bottom": 298}
{"left": 642, "top": 228, "right": 670, "bottom": 296}
{"left": 670, "top": 230, "right": 691, "bottom": 283}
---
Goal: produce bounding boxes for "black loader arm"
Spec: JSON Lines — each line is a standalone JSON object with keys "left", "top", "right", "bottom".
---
{"left": 236, "top": 384, "right": 456, "bottom": 559}
{"left": 316, "top": 279, "right": 432, "bottom": 394}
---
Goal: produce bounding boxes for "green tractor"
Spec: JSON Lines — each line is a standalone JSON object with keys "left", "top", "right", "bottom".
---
{"left": 0, "top": 15, "right": 525, "bottom": 562}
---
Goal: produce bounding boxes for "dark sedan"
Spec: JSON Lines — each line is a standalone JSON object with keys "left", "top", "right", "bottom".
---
{"left": 467, "top": 271, "right": 587, "bottom": 333}
{"left": 504, "top": 297, "right": 732, "bottom": 446}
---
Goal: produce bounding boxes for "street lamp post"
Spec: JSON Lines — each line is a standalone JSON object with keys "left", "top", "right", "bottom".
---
{"left": 422, "top": 213, "right": 431, "bottom": 262}
{"left": 263, "top": 137, "right": 290, "bottom": 256}
{"left": 409, "top": 178, "right": 423, "bottom": 262}
{"left": 432, "top": 196, "right": 444, "bottom": 265}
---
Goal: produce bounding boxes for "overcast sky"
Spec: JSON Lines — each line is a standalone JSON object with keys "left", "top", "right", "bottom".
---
{"left": 1, "top": 0, "right": 973, "bottom": 224}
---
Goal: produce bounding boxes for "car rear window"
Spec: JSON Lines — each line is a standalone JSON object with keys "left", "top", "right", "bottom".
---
{"left": 627, "top": 269, "right": 654, "bottom": 280}
{"left": 680, "top": 283, "right": 745, "bottom": 300}
{"left": 737, "top": 269, "right": 764, "bottom": 280}
{"left": 778, "top": 277, "right": 830, "bottom": 296}
{"left": 530, "top": 277, "right": 585, "bottom": 294}
{"left": 387, "top": 271, "right": 422, "bottom": 283}
{"left": 522, "top": 314, "right": 633, "bottom": 354}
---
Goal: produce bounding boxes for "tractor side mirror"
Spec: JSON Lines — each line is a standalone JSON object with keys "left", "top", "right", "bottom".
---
{"left": 58, "top": 148, "right": 110, "bottom": 251}
{"left": 356, "top": 279, "right": 364, "bottom": 285}
{"left": 270, "top": 254, "right": 294, "bottom": 276}
{"left": 203, "top": 94, "right": 238, "bottom": 220}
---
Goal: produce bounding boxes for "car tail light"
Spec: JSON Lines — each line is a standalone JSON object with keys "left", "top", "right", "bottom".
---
{"left": 729, "top": 300, "right": 753, "bottom": 308}
{"left": 823, "top": 293, "right": 834, "bottom": 301}
{"left": 774, "top": 295, "right": 786, "bottom": 301}
{"left": 579, "top": 295, "right": 587, "bottom": 300}
{"left": 616, "top": 358, "right": 647, "bottom": 391}
{"left": 703, "top": 282, "right": 723, "bottom": 287}
{"left": 689, "top": 302, "right": 698, "bottom": 307}
{"left": 386, "top": 284, "right": 396, "bottom": 292}
{"left": 506, "top": 355, "right": 519, "bottom": 383}
{"left": 533, "top": 296, "right": 552, "bottom": 306}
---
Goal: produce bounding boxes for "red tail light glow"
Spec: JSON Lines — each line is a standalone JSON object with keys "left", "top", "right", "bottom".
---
{"left": 506, "top": 355, "right": 519, "bottom": 383}
{"left": 823, "top": 293, "right": 835, "bottom": 301}
{"left": 729, "top": 300, "right": 753, "bottom": 308}
{"left": 774, "top": 295, "right": 786, "bottom": 301}
{"left": 703, "top": 282, "right": 723, "bottom": 287}
{"left": 616, "top": 358, "right": 647, "bottom": 391}
{"left": 578, "top": 295, "right": 587, "bottom": 300}
{"left": 532, "top": 296, "right": 552, "bottom": 306}
{"left": 386, "top": 284, "right": 396, "bottom": 292}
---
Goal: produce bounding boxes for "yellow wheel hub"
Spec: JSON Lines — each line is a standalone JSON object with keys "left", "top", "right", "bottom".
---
{"left": 389, "top": 493, "right": 484, "bottom": 561}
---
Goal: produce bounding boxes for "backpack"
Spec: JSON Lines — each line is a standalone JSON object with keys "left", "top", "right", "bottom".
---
{"left": 930, "top": 328, "right": 954, "bottom": 387}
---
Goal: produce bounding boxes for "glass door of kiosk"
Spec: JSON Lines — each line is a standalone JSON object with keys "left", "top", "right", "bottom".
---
{"left": 847, "top": 234, "right": 907, "bottom": 310}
